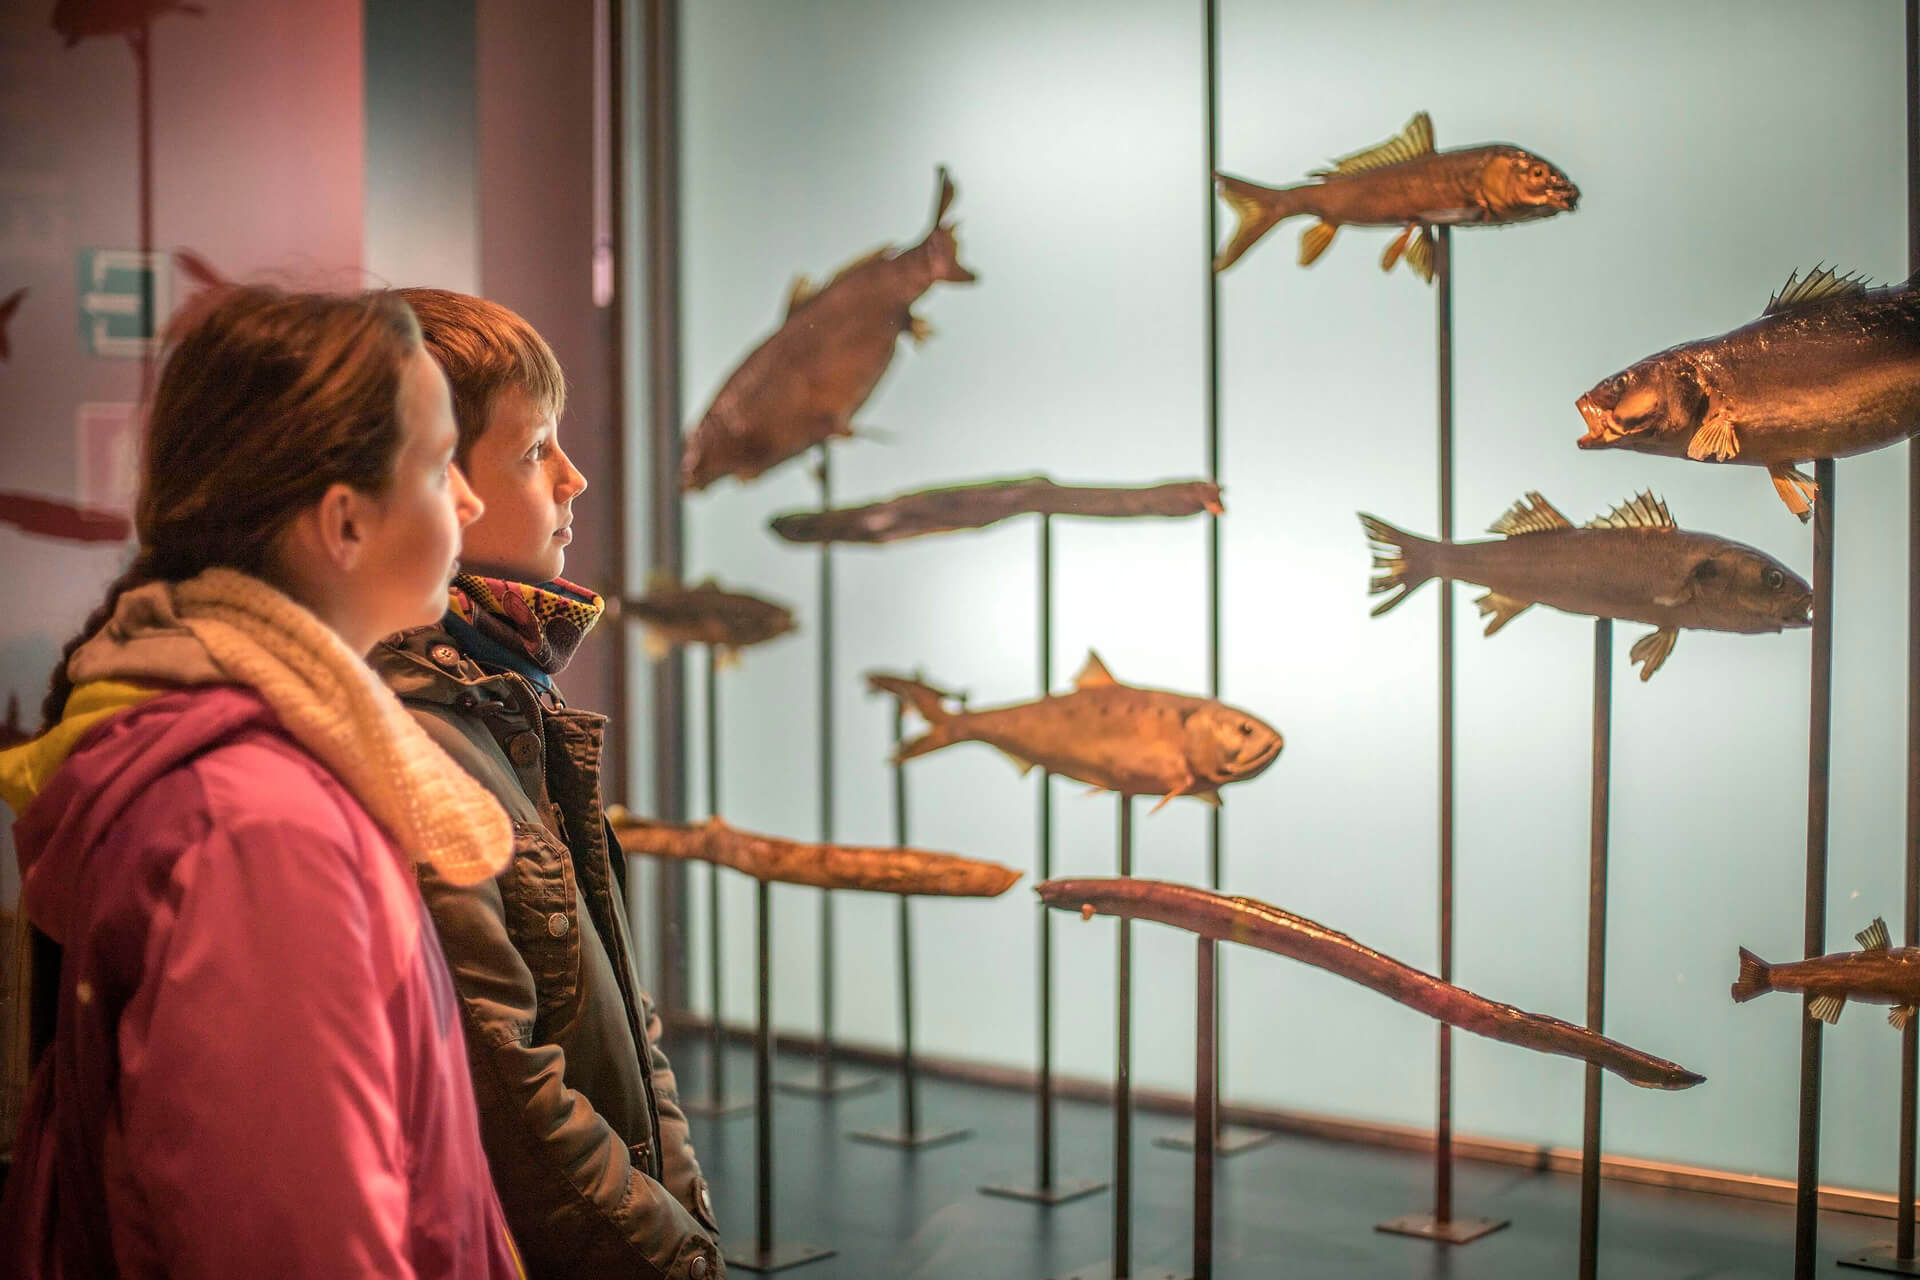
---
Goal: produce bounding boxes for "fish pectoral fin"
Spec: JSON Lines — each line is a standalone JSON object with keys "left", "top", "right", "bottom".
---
{"left": 1769, "top": 463, "right": 1819, "bottom": 523}
{"left": 1629, "top": 627, "right": 1679, "bottom": 681}
{"left": 1147, "top": 790, "right": 1179, "bottom": 815}
{"left": 1380, "top": 225, "right": 1416, "bottom": 272}
{"left": 1892, "top": 1006, "right": 1916, "bottom": 1031}
{"left": 1082, "top": 784, "right": 1108, "bottom": 798}
{"left": 1858, "top": 917, "right": 1892, "bottom": 952}
{"left": 1809, "top": 994, "right": 1847, "bottom": 1025}
{"left": 1196, "top": 788, "right": 1222, "bottom": 809}
{"left": 1474, "top": 591, "right": 1533, "bottom": 637}
{"left": 1298, "top": 221, "right": 1338, "bottom": 267}
{"left": 1403, "top": 227, "right": 1436, "bottom": 283}
{"left": 1686, "top": 416, "right": 1740, "bottom": 462}
{"left": 906, "top": 311, "right": 934, "bottom": 346}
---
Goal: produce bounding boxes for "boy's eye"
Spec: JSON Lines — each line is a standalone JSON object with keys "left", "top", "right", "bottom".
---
{"left": 527, "top": 441, "right": 548, "bottom": 462}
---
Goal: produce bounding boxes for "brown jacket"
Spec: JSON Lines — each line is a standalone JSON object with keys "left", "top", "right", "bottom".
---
{"left": 372, "top": 625, "right": 723, "bottom": 1280}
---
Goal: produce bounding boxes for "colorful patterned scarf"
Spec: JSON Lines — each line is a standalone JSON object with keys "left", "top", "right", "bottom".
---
{"left": 448, "top": 574, "right": 604, "bottom": 676}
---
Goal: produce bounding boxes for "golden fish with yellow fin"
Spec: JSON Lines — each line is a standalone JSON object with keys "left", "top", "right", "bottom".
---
{"left": 1215, "top": 111, "right": 1578, "bottom": 281}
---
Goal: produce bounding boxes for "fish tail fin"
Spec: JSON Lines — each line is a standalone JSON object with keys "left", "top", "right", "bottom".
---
{"left": 919, "top": 166, "right": 976, "bottom": 284}
{"left": 867, "top": 673, "right": 958, "bottom": 760}
{"left": 1359, "top": 514, "right": 1438, "bottom": 617}
{"left": 1214, "top": 174, "right": 1308, "bottom": 273}
{"left": 1731, "top": 948, "right": 1773, "bottom": 1003}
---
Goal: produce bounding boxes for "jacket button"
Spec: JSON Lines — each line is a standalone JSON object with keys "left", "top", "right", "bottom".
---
{"left": 690, "top": 1256, "right": 709, "bottom": 1279}
{"left": 547, "top": 912, "right": 571, "bottom": 938}
{"left": 508, "top": 732, "right": 540, "bottom": 768}
{"left": 430, "top": 643, "right": 461, "bottom": 669}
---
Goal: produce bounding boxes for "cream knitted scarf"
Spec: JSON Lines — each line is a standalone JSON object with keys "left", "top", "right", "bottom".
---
{"left": 79, "top": 569, "right": 512, "bottom": 886}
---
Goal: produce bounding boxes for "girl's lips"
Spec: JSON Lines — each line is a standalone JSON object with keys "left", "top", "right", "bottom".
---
{"left": 555, "top": 526, "right": 573, "bottom": 544}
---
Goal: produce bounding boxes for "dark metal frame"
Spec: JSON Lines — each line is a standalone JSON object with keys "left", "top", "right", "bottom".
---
{"left": 1578, "top": 621, "right": 1612, "bottom": 1280}
{"left": 681, "top": 653, "right": 751, "bottom": 1117}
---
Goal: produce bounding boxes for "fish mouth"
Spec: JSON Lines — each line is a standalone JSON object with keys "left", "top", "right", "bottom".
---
{"left": 1784, "top": 595, "right": 1815, "bottom": 628}
{"left": 1232, "top": 734, "right": 1284, "bottom": 777}
{"left": 1575, "top": 394, "right": 1626, "bottom": 449}
{"left": 1547, "top": 181, "right": 1580, "bottom": 212}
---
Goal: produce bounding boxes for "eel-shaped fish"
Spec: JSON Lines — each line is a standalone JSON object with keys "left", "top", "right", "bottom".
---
{"left": 1576, "top": 266, "right": 1920, "bottom": 520}
{"left": 0, "top": 492, "right": 132, "bottom": 544}
{"left": 1362, "top": 491, "right": 1811, "bottom": 680}
{"left": 1040, "top": 877, "right": 1703, "bottom": 1090}
{"left": 1733, "top": 917, "right": 1920, "bottom": 1028}
{"left": 770, "top": 475, "right": 1222, "bottom": 545}
{"left": 1214, "top": 111, "right": 1578, "bottom": 281}
{"left": 868, "top": 652, "right": 1281, "bottom": 810}
{"left": 609, "top": 810, "right": 1020, "bottom": 898}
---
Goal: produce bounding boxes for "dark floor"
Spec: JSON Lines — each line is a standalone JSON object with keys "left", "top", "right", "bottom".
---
{"left": 667, "top": 1036, "right": 1888, "bottom": 1280}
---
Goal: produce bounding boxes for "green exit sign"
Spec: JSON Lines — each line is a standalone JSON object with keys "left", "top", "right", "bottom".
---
{"left": 77, "top": 249, "right": 172, "bottom": 358}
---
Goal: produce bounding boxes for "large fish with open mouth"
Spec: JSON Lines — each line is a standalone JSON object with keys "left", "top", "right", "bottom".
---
{"left": 1362, "top": 492, "right": 1812, "bottom": 680}
{"left": 1576, "top": 266, "right": 1920, "bottom": 520}
{"left": 1041, "top": 878, "right": 1704, "bottom": 1090}
{"left": 867, "top": 652, "right": 1281, "bottom": 811}
{"left": 681, "top": 167, "right": 976, "bottom": 491}
{"left": 1214, "top": 111, "right": 1579, "bottom": 282}
{"left": 1734, "top": 917, "right": 1920, "bottom": 1029}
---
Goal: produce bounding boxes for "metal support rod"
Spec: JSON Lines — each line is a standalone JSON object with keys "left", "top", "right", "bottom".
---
{"left": 895, "top": 705, "right": 919, "bottom": 1140}
{"left": 755, "top": 876, "right": 774, "bottom": 1258}
{"left": 1193, "top": 937, "right": 1217, "bottom": 1280}
{"left": 1040, "top": 514, "right": 1055, "bottom": 1186}
{"left": 1579, "top": 620, "right": 1613, "bottom": 1280}
{"left": 131, "top": 22, "right": 155, "bottom": 407}
{"left": 706, "top": 654, "right": 727, "bottom": 1098}
{"left": 1903, "top": 8, "right": 1920, "bottom": 1259}
{"left": 1116, "top": 793, "right": 1135, "bottom": 1278}
{"left": 1434, "top": 225, "right": 1457, "bottom": 1226}
{"left": 818, "top": 446, "right": 837, "bottom": 1085}
{"left": 1795, "top": 458, "right": 1837, "bottom": 1280}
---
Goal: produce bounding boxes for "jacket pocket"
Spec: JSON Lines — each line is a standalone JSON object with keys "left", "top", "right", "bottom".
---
{"left": 501, "top": 820, "right": 582, "bottom": 1037}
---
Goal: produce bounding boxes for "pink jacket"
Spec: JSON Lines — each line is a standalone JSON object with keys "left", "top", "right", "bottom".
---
{"left": 1, "top": 686, "right": 522, "bottom": 1278}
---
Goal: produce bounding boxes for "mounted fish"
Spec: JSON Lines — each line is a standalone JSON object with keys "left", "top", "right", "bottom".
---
{"left": 680, "top": 167, "right": 976, "bottom": 491}
{"left": 1733, "top": 917, "right": 1920, "bottom": 1029}
{"left": 1362, "top": 492, "right": 1811, "bottom": 680}
{"left": 770, "top": 475, "right": 1223, "bottom": 545}
{"left": 619, "top": 573, "right": 796, "bottom": 666}
{"left": 0, "top": 492, "right": 132, "bottom": 544}
{"left": 608, "top": 810, "right": 1021, "bottom": 899}
{"left": 1576, "top": 267, "right": 1920, "bottom": 520}
{"left": 1213, "top": 111, "right": 1579, "bottom": 282}
{"left": 867, "top": 652, "right": 1281, "bottom": 811}
{"left": 1041, "top": 878, "right": 1703, "bottom": 1090}
{"left": 0, "top": 288, "right": 24, "bottom": 361}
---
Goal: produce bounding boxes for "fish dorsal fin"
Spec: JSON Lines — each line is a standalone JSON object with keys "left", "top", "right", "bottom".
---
{"left": 1765, "top": 265, "right": 1869, "bottom": 315}
{"left": 1586, "top": 492, "right": 1675, "bottom": 532}
{"left": 1074, "top": 650, "right": 1117, "bottom": 689}
{"left": 644, "top": 568, "right": 678, "bottom": 593}
{"left": 1312, "top": 111, "right": 1436, "bottom": 178}
{"left": 828, "top": 245, "right": 890, "bottom": 287}
{"left": 1858, "top": 917, "right": 1892, "bottom": 952}
{"left": 1487, "top": 492, "right": 1571, "bottom": 538}
{"left": 785, "top": 274, "right": 818, "bottom": 318}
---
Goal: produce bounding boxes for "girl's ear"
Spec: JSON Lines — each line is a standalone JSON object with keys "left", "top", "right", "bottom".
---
{"left": 287, "top": 483, "right": 371, "bottom": 574}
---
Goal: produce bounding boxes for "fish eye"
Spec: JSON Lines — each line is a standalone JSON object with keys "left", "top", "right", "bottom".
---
{"left": 1693, "top": 561, "right": 1719, "bottom": 581}
{"left": 1764, "top": 567, "right": 1786, "bottom": 590}
{"left": 1530, "top": 165, "right": 1544, "bottom": 179}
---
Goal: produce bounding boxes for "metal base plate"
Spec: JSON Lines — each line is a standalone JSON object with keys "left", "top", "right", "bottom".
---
{"left": 847, "top": 1124, "right": 972, "bottom": 1150}
{"left": 1153, "top": 1124, "right": 1277, "bottom": 1156}
{"left": 1052, "top": 1263, "right": 1186, "bottom": 1280}
{"left": 724, "top": 1241, "right": 835, "bottom": 1273}
{"left": 774, "top": 1068, "right": 883, "bottom": 1099}
{"left": 1841, "top": 1245, "right": 1920, "bottom": 1274}
{"left": 679, "top": 1093, "right": 754, "bottom": 1119}
{"left": 1375, "top": 1212, "right": 1510, "bottom": 1244}
{"left": 978, "top": 1176, "right": 1108, "bottom": 1206}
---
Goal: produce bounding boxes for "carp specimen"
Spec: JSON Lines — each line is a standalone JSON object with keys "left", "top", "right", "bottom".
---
{"left": 609, "top": 810, "right": 1020, "bottom": 898}
{"left": 680, "top": 167, "right": 976, "bottom": 491}
{"left": 770, "top": 475, "right": 1222, "bottom": 545}
{"left": 620, "top": 574, "right": 796, "bottom": 665}
{"left": 1733, "top": 917, "right": 1920, "bottom": 1028}
{"left": 867, "top": 652, "right": 1281, "bottom": 810}
{"left": 1041, "top": 877, "right": 1704, "bottom": 1091}
{"left": 1214, "top": 111, "right": 1578, "bottom": 281}
{"left": 1577, "top": 267, "right": 1920, "bottom": 520}
{"left": 1362, "top": 491, "right": 1811, "bottom": 680}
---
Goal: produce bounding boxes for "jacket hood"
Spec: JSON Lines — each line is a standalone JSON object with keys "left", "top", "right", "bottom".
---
{"left": 10, "top": 685, "right": 276, "bottom": 946}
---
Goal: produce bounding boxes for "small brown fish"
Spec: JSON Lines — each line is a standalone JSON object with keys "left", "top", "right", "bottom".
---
{"left": 1363, "top": 492, "right": 1812, "bottom": 680}
{"left": 1215, "top": 111, "right": 1579, "bottom": 282}
{"left": 770, "top": 475, "right": 1223, "bottom": 545}
{"left": 1042, "top": 878, "right": 1703, "bottom": 1090}
{"left": 0, "top": 288, "right": 24, "bottom": 361}
{"left": 621, "top": 574, "right": 796, "bottom": 666}
{"left": 609, "top": 811, "right": 1020, "bottom": 898}
{"left": 1576, "top": 266, "right": 1920, "bottom": 520}
{"left": 681, "top": 167, "right": 976, "bottom": 491}
{"left": 1733, "top": 917, "right": 1920, "bottom": 1029}
{"left": 0, "top": 492, "right": 133, "bottom": 544}
{"left": 52, "top": 0, "right": 203, "bottom": 46}
{"left": 867, "top": 652, "right": 1281, "bottom": 811}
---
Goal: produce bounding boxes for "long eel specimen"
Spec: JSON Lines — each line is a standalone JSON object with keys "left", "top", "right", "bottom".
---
{"left": 611, "top": 810, "right": 1020, "bottom": 898}
{"left": 1039, "top": 878, "right": 1703, "bottom": 1090}
{"left": 770, "top": 476, "right": 1222, "bottom": 545}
